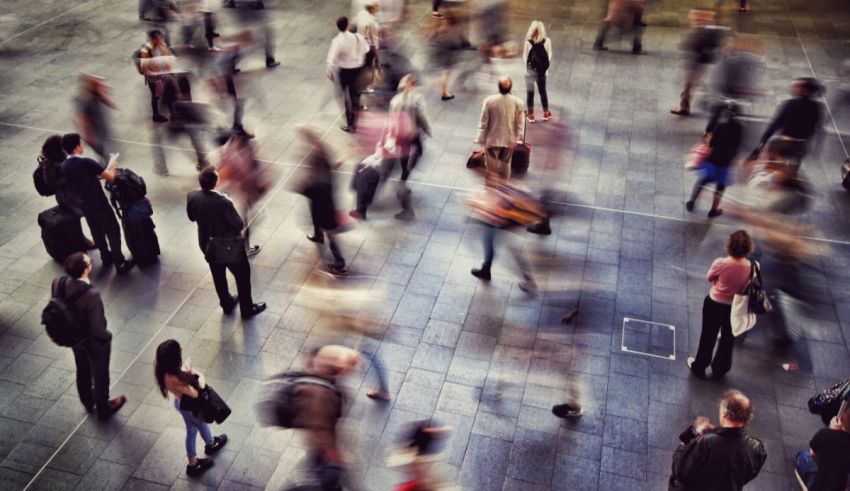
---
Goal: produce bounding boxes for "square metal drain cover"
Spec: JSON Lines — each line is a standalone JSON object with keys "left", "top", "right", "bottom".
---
{"left": 621, "top": 317, "right": 676, "bottom": 360}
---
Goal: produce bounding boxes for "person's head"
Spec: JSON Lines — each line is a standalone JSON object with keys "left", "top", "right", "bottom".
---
{"left": 336, "top": 16, "right": 349, "bottom": 32}
{"left": 41, "top": 135, "right": 67, "bottom": 163}
{"left": 61, "top": 133, "right": 84, "bottom": 155}
{"left": 147, "top": 29, "right": 164, "bottom": 45}
{"left": 497, "top": 76, "right": 512, "bottom": 95}
{"left": 719, "top": 389, "right": 754, "bottom": 428}
{"left": 793, "top": 77, "right": 821, "bottom": 97}
{"left": 64, "top": 252, "right": 92, "bottom": 279}
{"left": 365, "top": 1, "right": 378, "bottom": 14}
{"left": 198, "top": 167, "right": 219, "bottom": 191}
{"left": 398, "top": 73, "right": 417, "bottom": 92}
{"left": 154, "top": 339, "right": 184, "bottom": 398}
{"left": 725, "top": 230, "right": 753, "bottom": 259}
{"left": 526, "top": 20, "right": 546, "bottom": 44}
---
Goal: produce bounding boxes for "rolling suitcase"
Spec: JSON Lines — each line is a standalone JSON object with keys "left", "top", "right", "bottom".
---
{"left": 38, "top": 206, "right": 88, "bottom": 263}
{"left": 511, "top": 113, "right": 530, "bottom": 176}
{"left": 352, "top": 163, "right": 382, "bottom": 215}
{"left": 122, "top": 215, "right": 160, "bottom": 267}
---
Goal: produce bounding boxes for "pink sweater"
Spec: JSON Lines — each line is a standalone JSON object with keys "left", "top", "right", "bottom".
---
{"left": 706, "top": 257, "right": 751, "bottom": 304}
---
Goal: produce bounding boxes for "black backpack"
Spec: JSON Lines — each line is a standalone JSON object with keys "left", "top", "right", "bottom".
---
{"left": 527, "top": 41, "right": 549, "bottom": 72}
{"left": 107, "top": 168, "right": 147, "bottom": 210}
{"left": 42, "top": 277, "right": 91, "bottom": 347}
{"left": 255, "top": 372, "right": 341, "bottom": 428}
{"left": 34, "top": 156, "right": 61, "bottom": 197}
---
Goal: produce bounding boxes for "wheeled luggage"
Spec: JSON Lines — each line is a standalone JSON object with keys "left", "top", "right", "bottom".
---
{"left": 105, "top": 169, "right": 160, "bottom": 266}
{"left": 352, "top": 163, "right": 382, "bottom": 215}
{"left": 38, "top": 206, "right": 88, "bottom": 263}
{"left": 121, "top": 213, "right": 160, "bottom": 267}
{"left": 511, "top": 113, "right": 530, "bottom": 176}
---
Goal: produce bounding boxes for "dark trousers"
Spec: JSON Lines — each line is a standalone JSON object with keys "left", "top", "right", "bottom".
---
{"left": 209, "top": 255, "right": 254, "bottom": 315}
{"left": 72, "top": 343, "right": 111, "bottom": 417}
{"left": 433, "top": 0, "right": 442, "bottom": 11}
{"left": 526, "top": 69, "right": 548, "bottom": 113}
{"left": 147, "top": 78, "right": 174, "bottom": 118}
{"left": 313, "top": 226, "right": 345, "bottom": 267}
{"left": 203, "top": 12, "right": 216, "bottom": 48}
{"left": 594, "top": 16, "right": 643, "bottom": 52}
{"left": 338, "top": 67, "right": 362, "bottom": 129}
{"left": 692, "top": 296, "right": 735, "bottom": 376}
{"left": 83, "top": 207, "right": 125, "bottom": 265}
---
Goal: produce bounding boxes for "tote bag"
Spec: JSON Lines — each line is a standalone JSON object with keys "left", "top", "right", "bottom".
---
{"left": 730, "top": 261, "right": 770, "bottom": 337}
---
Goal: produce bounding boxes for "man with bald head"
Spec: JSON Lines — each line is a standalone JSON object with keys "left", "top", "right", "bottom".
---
{"left": 669, "top": 389, "right": 767, "bottom": 490}
{"left": 475, "top": 76, "right": 525, "bottom": 181}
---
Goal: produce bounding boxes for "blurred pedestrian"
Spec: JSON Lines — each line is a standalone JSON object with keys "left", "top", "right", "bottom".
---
{"left": 427, "top": 8, "right": 463, "bottom": 101}
{"left": 186, "top": 167, "right": 267, "bottom": 319}
{"left": 296, "top": 126, "right": 349, "bottom": 276}
{"left": 523, "top": 21, "right": 552, "bottom": 123}
{"left": 750, "top": 77, "right": 823, "bottom": 166}
{"left": 475, "top": 77, "right": 525, "bottom": 181}
{"left": 217, "top": 131, "right": 267, "bottom": 256}
{"left": 687, "top": 230, "right": 754, "bottom": 379}
{"left": 135, "top": 29, "right": 177, "bottom": 123}
{"left": 54, "top": 252, "right": 127, "bottom": 419}
{"left": 669, "top": 390, "right": 766, "bottom": 490}
{"left": 685, "top": 102, "right": 744, "bottom": 218}
{"left": 794, "top": 404, "right": 850, "bottom": 491}
{"left": 353, "top": 1, "right": 381, "bottom": 93}
{"left": 180, "top": 0, "right": 220, "bottom": 51}
{"left": 711, "top": 36, "right": 764, "bottom": 103}
{"left": 75, "top": 75, "right": 117, "bottom": 162}
{"left": 154, "top": 339, "right": 228, "bottom": 477}
{"left": 593, "top": 0, "right": 646, "bottom": 54}
{"left": 387, "top": 421, "right": 452, "bottom": 490}
{"left": 61, "top": 133, "right": 135, "bottom": 274}
{"left": 671, "top": 9, "right": 725, "bottom": 116}
{"left": 229, "top": 0, "right": 280, "bottom": 69}
{"left": 327, "top": 16, "right": 369, "bottom": 133}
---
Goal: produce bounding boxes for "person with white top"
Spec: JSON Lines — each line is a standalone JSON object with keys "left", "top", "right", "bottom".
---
{"left": 522, "top": 21, "right": 553, "bottom": 123}
{"left": 327, "top": 16, "right": 369, "bottom": 132}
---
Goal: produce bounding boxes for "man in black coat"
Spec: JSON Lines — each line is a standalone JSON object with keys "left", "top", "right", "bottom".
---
{"left": 187, "top": 167, "right": 266, "bottom": 319}
{"left": 54, "top": 252, "right": 127, "bottom": 419}
{"left": 669, "top": 389, "right": 767, "bottom": 490}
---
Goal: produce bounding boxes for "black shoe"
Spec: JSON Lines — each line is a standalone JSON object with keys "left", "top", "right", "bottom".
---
{"left": 394, "top": 209, "right": 415, "bottom": 221}
{"left": 471, "top": 266, "right": 491, "bottom": 281}
{"left": 116, "top": 259, "right": 135, "bottom": 275}
{"left": 552, "top": 404, "right": 582, "bottom": 418}
{"left": 241, "top": 302, "right": 267, "bottom": 319}
{"left": 205, "top": 435, "right": 228, "bottom": 455}
{"left": 266, "top": 58, "right": 280, "bottom": 68}
{"left": 441, "top": 94, "right": 455, "bottom": 101}
{"left": 687, "top": 357, "right": 706, "bottom": 379}
{"left": 340, "top": 125, "right": 354, "bottom": 133}
{"left": 223, "top": 295, "right": 238, "bottom": 315}
{"left": 247, "top": 245, "right": 261, "bottom": 257}
{"left": 326, "top": 263, "right": 350, "bottom": 276}
{"left": 97, "top": 395, "right": 127, "bottom": 420}
{"left": 526, "top": 222, "right": 551, "bottom": 235}
{"left": 212, "top": 32, "right": 221, "bottom": 38}
{"left": 707, "top": 208, "right": 723, "bottom": 218}
{"left": 152, "top": 115, "right": 169, "bottom": 123}
{"left": 685, "top": 201, "right": 695, "bottom": 212}
{"left": 306, "top": 233, "right": 324, "bottom": 244}
{"left": 186, "top": 458, "right": 214, "bottom": 477}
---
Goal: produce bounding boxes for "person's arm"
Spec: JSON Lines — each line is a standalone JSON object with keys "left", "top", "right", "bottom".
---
{"left": 86, "top": 293, "right": 112, "bottom": 344}
{"left": 706, "top": 259, "right": 722, "bottom": 282}
{"left": 223, "top": 198, "right": 245, "bottom": 232}
{"left": 757, "top": 101, "right": 789, "bottom": 149}
{"left": 545, "top": 38, "right": 553, "bottom": 65}
{"left": 474, "top": 100, "right": 489, "bottom": 147}
{"left": 514, "top": 100, "right": 525, "bottom": 145}
{"left": 326, "top": 36, "right": 340, "bottom": 80}
{"left": 98, "top": 154, "right": 120, "bottom": 182}
{"left": 186, "top": 194, "right": 196, "bottom": 222}
{"left": 522, "top": 39, "right": 530, "bottom": 66}
{"left": 671, "top": 437, "right": 711, "bottom": 486}
{"left": 416, "top": 94, "right": 432, "bottom": 137}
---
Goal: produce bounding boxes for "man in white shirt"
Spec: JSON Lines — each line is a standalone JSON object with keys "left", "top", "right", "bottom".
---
{"left": 326, "top": 16, "right": 369, "bottom": 132}
{"left": 475, "top": 77, "right": 525, "bottom": 180}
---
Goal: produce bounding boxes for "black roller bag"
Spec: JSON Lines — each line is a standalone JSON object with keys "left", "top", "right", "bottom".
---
{"left": 38, "top": 206, "right": 88, "bottom": 263}
{"left": 511, "top": 114, "right": 530, "bottom": 176}
{"left": 106, "top": 169, "right": 160, "bottom": 266}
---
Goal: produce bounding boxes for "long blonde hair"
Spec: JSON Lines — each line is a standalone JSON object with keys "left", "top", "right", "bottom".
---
{"left": 527, "top": 20, "right": 546, "bottom": 44}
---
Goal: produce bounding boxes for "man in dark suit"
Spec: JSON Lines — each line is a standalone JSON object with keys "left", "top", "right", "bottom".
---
{"left": 187, "top": 167, "right": 266, "bottom": 319}
{"left": 61, "top": 133, "right": 134, "bottom": 274}
{"left": 54, "top": 252, "right": 127, "bottom": 419}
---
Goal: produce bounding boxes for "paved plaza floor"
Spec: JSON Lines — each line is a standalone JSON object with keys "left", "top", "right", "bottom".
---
{"left": 1, "top": 0, "right": 850, "bottom": 489}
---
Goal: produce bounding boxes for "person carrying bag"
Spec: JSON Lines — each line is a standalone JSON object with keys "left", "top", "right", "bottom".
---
{"left": 730, "top": 259, "right": 772, "bottom": 337}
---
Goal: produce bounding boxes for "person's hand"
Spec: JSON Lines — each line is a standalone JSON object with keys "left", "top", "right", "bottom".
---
{"left": 694, "top": 416, "right": 712, "bottom": 434}
{"left": 829, "top": 416, "right": 842, "bottom": 431}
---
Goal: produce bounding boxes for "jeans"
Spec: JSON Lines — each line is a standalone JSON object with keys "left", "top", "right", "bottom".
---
{"left": 72, "top": 343, "right": 111, "bottom": 417}
{"left": 480, "top": 225, "right": 532, "bottom": 278}
{"left": 525, "top": 68, "right": 548, "bottom": 113}
{"left": 367, "top": 351, "right": 388, "bottom": 393}
{"left": 176, "top": 399, "right": 214, "bottom": 459}
{"left": 794, "top": 449, "right": 817, "bottom": 489}
{"left": 692, "top": 296, "right": 735, "bottom": 376}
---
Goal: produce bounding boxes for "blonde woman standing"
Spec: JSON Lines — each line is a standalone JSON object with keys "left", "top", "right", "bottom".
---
{"left": 522, "top": 21, "right": 553, "bottom": 122}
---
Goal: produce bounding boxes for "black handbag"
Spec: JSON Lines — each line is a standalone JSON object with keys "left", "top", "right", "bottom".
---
{"left": 745, "top": 261, "right": 772, "bottom": 315}
{"left": 204, "top": 236, "right": 245, "bottom": 264}
{"left": 199, "top": 385, "right": 231, "bottom": 424}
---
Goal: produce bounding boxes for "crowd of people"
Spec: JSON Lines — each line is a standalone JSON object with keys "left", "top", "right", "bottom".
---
{"left": 26, "top": 0, "right": 850, "bottom": 489}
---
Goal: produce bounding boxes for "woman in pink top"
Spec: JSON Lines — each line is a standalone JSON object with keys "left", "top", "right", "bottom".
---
{"left": 688, "top": 230, "right": 754, "bottom": 378}
{"left": 154, "top": 340, "right": 228, "bottom": 477}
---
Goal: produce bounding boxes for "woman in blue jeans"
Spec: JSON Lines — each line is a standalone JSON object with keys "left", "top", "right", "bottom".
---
{"left": 155, "top": 339, "right": 228, "bottom": 477}
{"left": 686, "top": 102, "right": 743, "bottom": 218}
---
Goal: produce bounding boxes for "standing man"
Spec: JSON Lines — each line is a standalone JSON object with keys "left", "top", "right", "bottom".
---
{"left": 475, "top": 77, "right": 525, "bottom": 181}
{"left": 670, "top": 10, "right": 725, "bottom": 116}
{"left": 669, "top": 390, "right": 767, "bottom": 490}
{"left": 55, "top": 252, "right": 127, "bottom": 419}
{"left": 61, "top": 133, "right": 134, "bottom": 274}
{"left": 186, "top": 167, "right": 266, "bottom": 319}
{"left": 326, "top": 16, "right": 369, "bottom": 133}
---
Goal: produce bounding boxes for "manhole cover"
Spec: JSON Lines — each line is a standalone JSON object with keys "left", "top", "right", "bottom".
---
{"left": 621, "top": 317, "right": 676, "bottom": 360}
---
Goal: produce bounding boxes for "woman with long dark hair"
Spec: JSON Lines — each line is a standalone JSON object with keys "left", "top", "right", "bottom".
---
{"left": 154, "top": 339, "right": 227, "bottom": 477}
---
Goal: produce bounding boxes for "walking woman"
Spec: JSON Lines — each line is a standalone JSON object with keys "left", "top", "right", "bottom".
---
{"left": 154, "top": 340, "right": 228, "bottom": 477}
{"left": 688, "top": 230, "right": 754, "bottom": 379}
{"left": 523, "top": 21, "right": 552, "bottom": 122}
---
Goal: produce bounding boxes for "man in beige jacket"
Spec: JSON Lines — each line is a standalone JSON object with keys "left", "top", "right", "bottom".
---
{"left": 475, "top": 77, "right": 525, "bottom": 181}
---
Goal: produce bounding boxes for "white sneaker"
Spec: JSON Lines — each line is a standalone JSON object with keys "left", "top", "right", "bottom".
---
{"left": 209, "top": 45, "right": 221, "bottom": 52}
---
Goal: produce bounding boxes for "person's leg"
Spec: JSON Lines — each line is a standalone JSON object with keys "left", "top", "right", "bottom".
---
{"left": 186, "top": 126, "right": 209, "bottom": 168}
{"left": 209, "top": 262, "right": 234, "bottom": 310}
{"left": 687, "top": 176, "right": 711, "bottom": 208}
{"left": 97, "top": 209, "right": 126, "bottom": 265}
{"left": 525, "top": 69, "right": 535, "bottom": 115}
{"left": 794, "top": 449, "right": 818, "bottom": 489}
{"left": 228, "top": 255, "right": 254, "bottom": 314}
{"left": 710, "top": 304, "right": 735, "bottom": 376}
{"left": 482, "top": 225, "right": 496, "bottom": 268}
{"left": 709, "top": 183, "right": 726, "bottom": 214}
{"left": 148, "top": 80, "right": 162, "bottom": 118}
{"left": 432, "top": 0, "right": 442, "bottom": 12}
{"left": 72, "top": 346, "right": 95, "bottom": 412}
{"left": 632, "top": 13, "right": 644, "bottom": 53}
{"left": 593, "top": 22, "right": 610, "bottom": 49}
{"left": 369, "top": 351, "right": 389, "bottom": 395}
{"left": 538, "top": 71, "right": 549, "bottom": 113}
{"left": 691, "top": 296, "right": 722, "bottom": 374}
{"left": 499, "top": 147, "right": 514, "bottom": 179}
{"left": 90, "top": 344, "right": 113, "bottom": 418}
{"left": 204, "top": 12, "right": 215, "bottom": 48}
{"left": 194, "top": 412, "right": 215, "bottom": 447}
{"left": 326, "top": 231, "right": 346, "bottom": 267}
{"left": 83, "top": 212, "right": 110, "bottom": 264}
{"left": 338, "top": 69, "right": 354, "bottom": 128}
{"left": 407, "top": 136, "right": 423, "bottom": 174}
{"left": 349, "top": 69, "right": 362, "bottom": 129}
{"left": 177, "top": 404, "right": 200, "bottom": 463}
